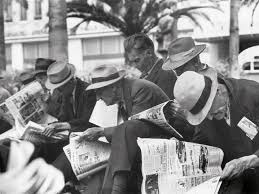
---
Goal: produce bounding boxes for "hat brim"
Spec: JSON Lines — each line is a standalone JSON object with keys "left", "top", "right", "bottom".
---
{"left": 45, "top": 64, "right": 76, "bottom": 90}
{"left": 33, "top": 70, "right": 47, "bottom": 76}
{"left": 184, "top": 67, "right": 218, "bottom": 125}
{"left": 162, "top": 45, "right": 206, "bottom": 71}
{"left": 86, "top": 71, "right": 126, "bottom": 91}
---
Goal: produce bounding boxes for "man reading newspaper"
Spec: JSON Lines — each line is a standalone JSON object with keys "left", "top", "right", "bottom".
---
{"left": 53, "top": 65, "right": 189, "bottom": 193}
{"left": 174, "top": 71, "right": 259, "bottom": 193}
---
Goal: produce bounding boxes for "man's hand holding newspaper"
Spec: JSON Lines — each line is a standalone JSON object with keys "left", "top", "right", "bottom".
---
{"left": 43, "top": 122, "right": 71, "bottom": 137}
{"left": 76, "top": 127, "right": 105, "bottom": 142}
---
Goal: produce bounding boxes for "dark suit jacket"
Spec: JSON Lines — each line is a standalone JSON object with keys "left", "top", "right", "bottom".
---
{"left": 193, "top": 77, "right": 259, "bottom": 166}
{"left": 145, "top": 59, "right": 177, "bottom": 99}
{"left": 104, "top": 78, "right": 169, "bottom": 140}
{"left": 58, "top": 78, "right": 96, "bottom": 132}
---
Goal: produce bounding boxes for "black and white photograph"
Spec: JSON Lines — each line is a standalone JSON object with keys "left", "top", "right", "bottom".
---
{"left": 1, "top": 0, "right": 259, "bottom": 193}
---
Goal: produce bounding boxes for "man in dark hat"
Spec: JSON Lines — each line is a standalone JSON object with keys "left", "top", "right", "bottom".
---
{"left": 162, "top": 37, "right": 218, "bottom": 77}
{"left": 174, "top": 71, "right": 259, "bottom": 193}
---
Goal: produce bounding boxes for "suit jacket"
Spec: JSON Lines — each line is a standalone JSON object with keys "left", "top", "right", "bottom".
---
{"left": 104, "top": 78, "right": 169, "bottom": 140}
{"left": 58, "top": 78, "right": 96, "bottom": 132}
{"left": 145, "top": 58, "right": 177, "bottom": 99}
{"left": 193, "top": 77, "right": 259, "bottom": 166}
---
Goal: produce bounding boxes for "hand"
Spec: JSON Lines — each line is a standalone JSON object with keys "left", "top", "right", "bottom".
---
{"left": 43, "top": 122, "right": 71, "bottom": 137}
{"left": 0, "top": 141, "right": 65, "bottom": 194}
{"left": 77, "top": 127, "right": 105, "bottom": 143}
{"left": 220, "top": 155, "right": 257, "bottom": 180}
{"left": 167, "top": 100, "right": 187, "bottom": 120}
{"left": 26, "top": 159, "right": 65, "bottom": 194}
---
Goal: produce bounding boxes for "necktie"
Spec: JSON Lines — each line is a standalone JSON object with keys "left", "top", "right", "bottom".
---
{"left": 118, "top": 102, "right": 128, "bottom": 124}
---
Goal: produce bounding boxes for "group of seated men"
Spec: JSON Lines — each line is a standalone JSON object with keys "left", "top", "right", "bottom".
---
{"left": 1, "top": 34, "right": 259, "bottom": 194}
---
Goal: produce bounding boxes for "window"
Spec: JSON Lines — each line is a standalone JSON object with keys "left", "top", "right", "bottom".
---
{"left": 23, "top": 42, "right": 49, "bottom": 68}
{"left": 242, "top": 56, "right": 259, "bottom": 72}
{"left": 20, "top": 5, "right": 27, "bottom": 20}
{"left": 82, "top": 36, "right": 124, "bottom": 60}
{"left": 4, "top": 0, "right": 12, "bottom": 22}
{"left": 5, "top": 44, "right": 12, "bottom": 64}
{"left": 35, "top": 0, "right": 42, "bottom": 20}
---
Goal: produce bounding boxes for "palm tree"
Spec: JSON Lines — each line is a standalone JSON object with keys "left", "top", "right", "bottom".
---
{"left": 49, "top": 0, "right": 68, "bottom": 61}
{"left": 67, "top": 0, "right": 218, "bottom": 37}
{"left": 229, "top": 0, "right": 240, "bottom": 78}
{"left": 0, "top": 0, "right": 6, "bottom": 71}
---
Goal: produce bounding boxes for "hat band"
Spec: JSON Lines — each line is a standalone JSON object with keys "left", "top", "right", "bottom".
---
{"left": 190, "top": 76, "right": 212, "bottom": 114}
{"left": 170, "top": 48, "right": 195, "bottom": 62}
{"left": 50, "top": 68, "right": 71, "bottom": 84}
{"left": 92, "top": 72, "right": 120, "bottom": 84}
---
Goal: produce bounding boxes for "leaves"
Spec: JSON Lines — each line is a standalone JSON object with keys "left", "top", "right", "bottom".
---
{"left": 67, "top": 0, "right": 219, "bottom": 36}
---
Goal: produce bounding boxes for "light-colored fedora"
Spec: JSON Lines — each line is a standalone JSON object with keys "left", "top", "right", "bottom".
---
{"left": 45, "top": 61, "right": 76, "bottom": 90}
{"left": 86, "top": 65, "right": 126, "bottom": 91}
{"left": 173, "top": 70, "right": 218, "bottom": 125}
{"left": 162, "top": 37, "right": 206, "bottom": 71}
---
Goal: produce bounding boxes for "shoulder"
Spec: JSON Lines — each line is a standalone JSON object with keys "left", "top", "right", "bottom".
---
{"left": 128, "top": 78, "right": 165, "bottom": 92}
{"left": 126, "top": 78, "right": 169, "bottom": 101}
{"left": 226, "top": 78, "right": 259, "bottom": 98}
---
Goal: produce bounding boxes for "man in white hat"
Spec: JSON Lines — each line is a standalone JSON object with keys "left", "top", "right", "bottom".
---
{"left": 174, "top": 71, "right": 259, "bottom": 193}
{"left": 162, "top": 37, "right": 218, "bottom": 77}
{"left": 54, "top": 64, "right": 173, "bottom": 193}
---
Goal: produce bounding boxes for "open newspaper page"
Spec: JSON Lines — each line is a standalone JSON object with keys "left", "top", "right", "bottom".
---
{"left": 3, "top": 81, "right": 48, "bottom": 127}
{"left": 129, "top": 100, "right": 183, "bottom": 139}
{"left": 63, "top": 132, "right": 111, "bottom": 180}
{"left": 137, "top": 138, "right": 224, "bottom": 194}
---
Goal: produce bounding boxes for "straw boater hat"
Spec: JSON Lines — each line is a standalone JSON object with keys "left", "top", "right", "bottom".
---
{"left": 45, "top": 61, "right": 76, "bottom": 90}
{"left": 33, "top": 58, "right": 56, "bottom": 76}
{"left": 173, "top": 70, "right": 218, "bottom": 125}
{"left": 86, "top": 65, "right": 126, "bottom": 91}
{"left": 163, "top": 37, "right": 206, "bottom": 71}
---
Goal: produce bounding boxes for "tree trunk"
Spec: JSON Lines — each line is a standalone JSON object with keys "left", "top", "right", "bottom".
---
{"left": 48, "top": 0, "right": 68, "bottom": 61}
{"left": 0, "top": 0, "right": 6, "bottom": 71}
{"left": 229, "top": 0, "right": 240, "bottom": 78}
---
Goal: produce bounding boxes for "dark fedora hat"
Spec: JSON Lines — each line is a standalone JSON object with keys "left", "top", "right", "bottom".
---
{"left": 33, "top": 58, "right": 56, "bottom": 76}
{"left": 163, "top": 37, "right": 206, "bottom": 70}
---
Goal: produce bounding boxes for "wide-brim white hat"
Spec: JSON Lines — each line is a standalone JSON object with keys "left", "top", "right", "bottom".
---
{"left": 45, "top": 61, "right": 76, "bottom": 90}
{"left": 86, "top": 65, "right": 126, "bottom": 91}
{"left": 174, "top": 68, "right": 218, "bottom": 125}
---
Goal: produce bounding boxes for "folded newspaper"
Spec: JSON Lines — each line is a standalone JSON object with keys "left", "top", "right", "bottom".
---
{"left": 21, "top": 121, "right": 69, "bottom": 144}
{"left": 129, "top": 100, "right": 184, "bottom": 139}
{"left": 137, "top": 138, "right": 224, "bottom": 194}
{"left": 63, "top": 132, "right": 111, "bottom": 180}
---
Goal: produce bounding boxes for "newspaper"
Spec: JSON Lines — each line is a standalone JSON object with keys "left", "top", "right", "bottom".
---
{"left": 21, "top": 121, "right": 69, "bottom": 144}
{"left": 137, "top": 138, "right": 224, "bottom": 194}
{"left": 3, "top": 81, "right": 47, "bottom": 127}
{"left": 129, "top": 100, "right": 183, "bottom": 139}
{"left": 63, "top": 132, "right": 111, "bottom": 180}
